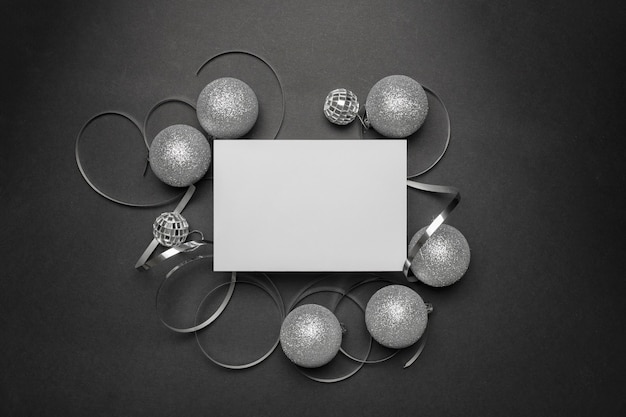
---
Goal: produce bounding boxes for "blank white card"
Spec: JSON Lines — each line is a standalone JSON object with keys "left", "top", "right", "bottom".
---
{"left": 213, "top": 140, "right": 406, "bottom": 272}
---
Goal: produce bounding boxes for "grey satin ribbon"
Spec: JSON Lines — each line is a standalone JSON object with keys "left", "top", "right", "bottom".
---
{"left": 142, "top": 239, "right": 210, "bottom": 270}
{"left": 156, "top": 255, "right": 236, "bottom": 333}
{"left": 409, "top": 85, "right": 451, "bottom": 178}
{"left": 75, "top": 110, "right": 186, "bottom": 207}
{"left": 403, "top": 180, "right": 460, "bottom": 279}
{"left": 195, "top": 274, "right": 285, "bottom": 369}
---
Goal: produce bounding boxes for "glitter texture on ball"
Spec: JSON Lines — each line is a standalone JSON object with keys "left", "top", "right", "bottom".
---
{"left": 196, "top": 77, "right": 259, "bottom": 138}
{"left": 408, "top": 224, "right": 470, "bottom": 287}
{"left": 323, "top": 88, "right": 359, "bottom": 125}
{"left": 153, "top": 212, "right": 189, "bottom": 247}
{"left": 149, "top": 124, "right": 211, "bottom": 187}
{"left": 365, "top": 285, "right": 428, "bottom": 349}
{"left": 365, "top": 75, "right": 429, "bottom": 138}
{"left": 280, "top": 304, "right": 343, "bottom": 368}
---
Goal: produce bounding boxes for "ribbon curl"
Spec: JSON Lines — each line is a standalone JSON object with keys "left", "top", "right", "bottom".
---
{"left": 75, "top": 110, "right": 187, "bottom": 207}
{"left": 156, "top": 255, "right": 236, "bottom": 333}
{"left": 404, "top": 181, "right": 460, "bottom": 279}
{"left": 195, "top": 274, "right": 285, "bottom": 369}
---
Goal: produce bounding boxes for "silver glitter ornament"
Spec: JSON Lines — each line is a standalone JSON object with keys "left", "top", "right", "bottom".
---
{"left": 365, "top": 285, "right": 428, "bottom": 349}
{"left": 408, "top": 224, "right": 470, "bottom": 287}
{"left": 153, "top": 212, "right": 189, "bottom": 247}
{"left": 365, "top": 75, "right": 429, "bottom": 138}
{"left": 196, "top": 77, "right": 259, "bottom": 138}
{"left": 323, "top": 88, "right": 359, "bottom": 125}
{"left": 149, "top": 124, "right": 211, "bottom": 187}
{"left": 280, "top": 304, "right": 342, "bottom": 368}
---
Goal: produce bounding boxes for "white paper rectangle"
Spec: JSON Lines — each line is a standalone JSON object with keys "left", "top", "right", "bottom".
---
{"left": 213, "top": 140, "right": 406, "bottom": 272}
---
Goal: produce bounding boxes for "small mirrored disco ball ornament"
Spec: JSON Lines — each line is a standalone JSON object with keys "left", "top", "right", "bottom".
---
{"left": 153, "top": 212, "right": 189, "bottom": 247}
{"left": 323, "top": 88, "right": 360, "bottom": 125}
{"left": 280, "top": 304, "right": 343, "bottom": 368}
{"left": 365, "top": 285, "right": 428, "bottom": 349}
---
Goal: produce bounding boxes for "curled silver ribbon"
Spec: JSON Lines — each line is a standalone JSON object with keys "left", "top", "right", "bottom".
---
{"left": 409, "top": 85, "right": 451, "bottom": 178}
{"left": 403, "top": 180, "right": 460, "bottom": 279}
{"left": 156, "top": 254, "right": 236, "bottom": 333}
{"left": 195, "top": 274, "right": 285, "bottom": 369}
{"left": 142, "top": 238, "right": 210, "bottom": 270}
{"left": 75, "top": 110, "right": 186, "bottom": 207}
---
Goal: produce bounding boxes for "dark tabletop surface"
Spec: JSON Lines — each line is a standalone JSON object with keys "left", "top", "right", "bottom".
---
{"left": 2, "top": 0, "right": 625, "bottom": 416}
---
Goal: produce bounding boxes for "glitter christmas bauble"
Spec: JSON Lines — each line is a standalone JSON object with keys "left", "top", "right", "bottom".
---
{"left": 408, "top": 224, "right": 470, "bottom": 287}
{"left": 153, "top": 212, "right": 189, "bottom": 247}
{"left": 196, "top": 77, "right": 259, "bottom": 138}
{"left": 365, "top": 75, "right": 429, "bottom": 138}
{"left": 280, "top": 304, "right": 342, "bottom": 368}
{"left": 149, "top": 124, "right": 211, "bottom": 187}
{"left": 323, "top": 88, "right": 359, "bottom": 125}
{"left": 365, "top": 285, "right": 428, "bottom": 349}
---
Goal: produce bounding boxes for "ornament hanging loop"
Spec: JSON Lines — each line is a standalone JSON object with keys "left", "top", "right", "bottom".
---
{"left": 187, "top": 230, "right": 205, "bottom": 242}
{"left": 356, "top": 113, "right": 370, "bottom": 131}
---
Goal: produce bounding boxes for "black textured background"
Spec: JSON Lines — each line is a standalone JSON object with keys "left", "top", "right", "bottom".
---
{"left": 2, "top": 1, "right": 625, "bottom": 415}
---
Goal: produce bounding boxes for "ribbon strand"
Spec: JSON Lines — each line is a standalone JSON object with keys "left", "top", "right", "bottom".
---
{"left": 75, "top": 110, "right": 186, "bottom": 207}
{"left": 195, "top": 274, "right": 285, "bottom": 369}
{"left": 156, "top": 255, "right": 236, "bottom": 333}
{"left": 404, "top": 180, "right": 460, "bottom": 279}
